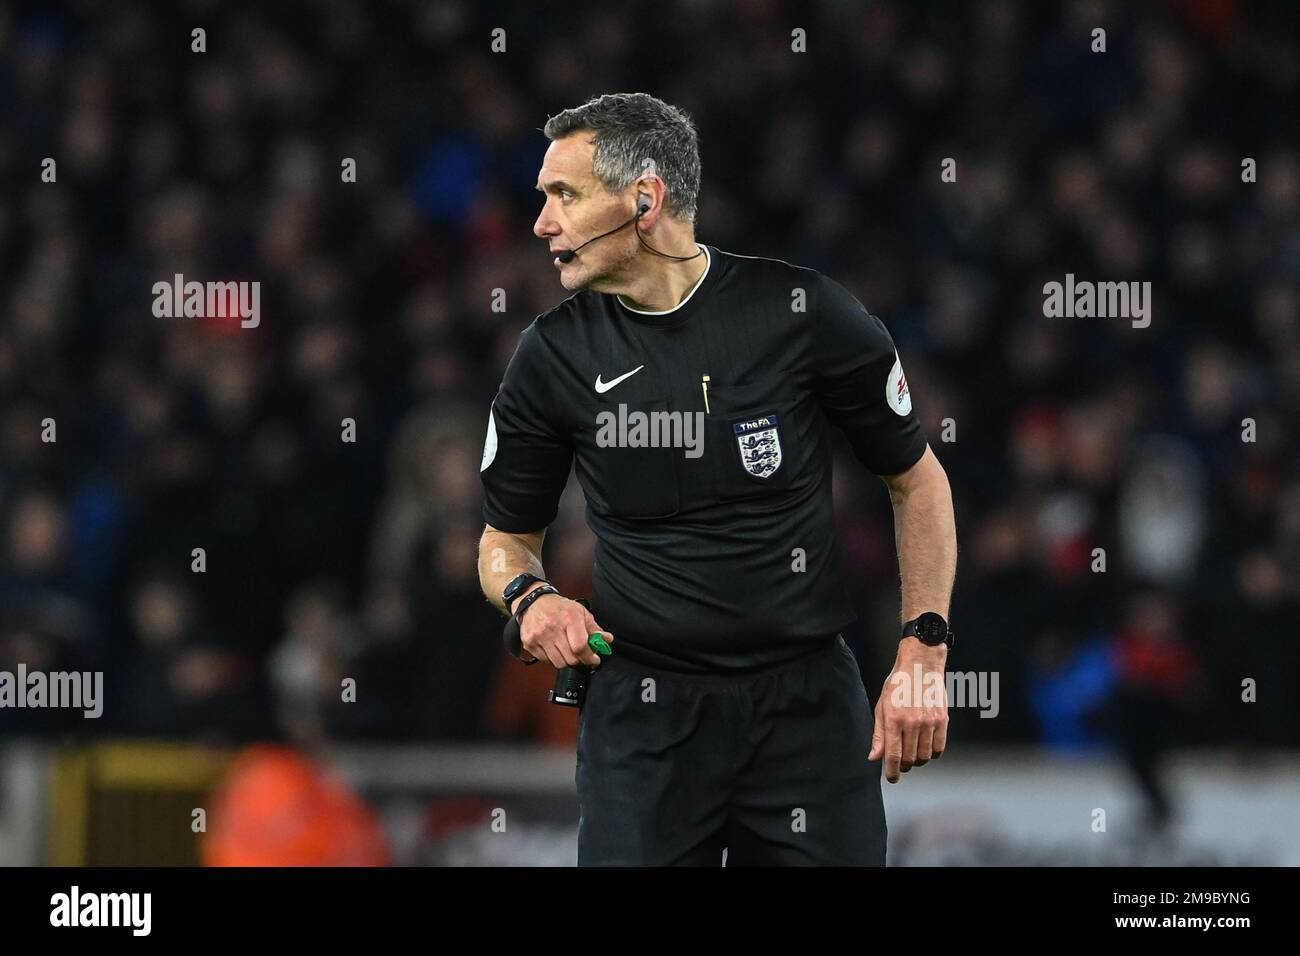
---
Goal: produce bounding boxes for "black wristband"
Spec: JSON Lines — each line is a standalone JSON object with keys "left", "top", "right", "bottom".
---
{"left": 513, "top": 584, "right": 560, "bottom": 624}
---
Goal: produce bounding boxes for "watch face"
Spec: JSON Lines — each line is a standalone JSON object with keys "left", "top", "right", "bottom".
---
{"left": 917, "top": 613, "right": 946, "bottom": 642}
{"left": 503, "top": 574, "right": 536, "bottom": 602}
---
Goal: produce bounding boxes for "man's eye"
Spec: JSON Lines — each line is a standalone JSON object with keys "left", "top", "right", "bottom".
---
{"left": 560, "top": 190, "right": 574, "bottom": 200}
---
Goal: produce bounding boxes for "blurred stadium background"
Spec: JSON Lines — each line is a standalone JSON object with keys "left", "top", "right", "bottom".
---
{"left": 1, "top": 0, "right": 1298, "bottom": 865}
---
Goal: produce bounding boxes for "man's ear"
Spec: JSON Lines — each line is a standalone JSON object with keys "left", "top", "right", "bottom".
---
{"left": 633, "top": 174, "right": 666, "bottom": 222}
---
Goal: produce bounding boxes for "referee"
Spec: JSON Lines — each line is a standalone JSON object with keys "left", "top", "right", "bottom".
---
{"left": 478, "top": 93, "right": 957, "bottom": 866}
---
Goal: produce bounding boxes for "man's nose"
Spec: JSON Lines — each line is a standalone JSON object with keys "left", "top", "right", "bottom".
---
{"left": 534, "top": 206, "right": 558, "bottom": 239}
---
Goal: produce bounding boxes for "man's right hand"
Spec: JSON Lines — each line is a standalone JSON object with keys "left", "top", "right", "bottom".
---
{"left": 512, "top": 588, "right": 614, "bottom": 669}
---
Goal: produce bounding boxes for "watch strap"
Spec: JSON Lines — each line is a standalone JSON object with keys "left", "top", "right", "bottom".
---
{"left": 513, "top": 584, "right": 560, "bottom": 624}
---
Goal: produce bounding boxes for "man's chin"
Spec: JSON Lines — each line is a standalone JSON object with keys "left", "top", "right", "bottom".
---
{"left": 560, "top": 266, "right": 597, "bottom": 292}
{"left": 559, "top": 250, "right": 628, "bottom": 292}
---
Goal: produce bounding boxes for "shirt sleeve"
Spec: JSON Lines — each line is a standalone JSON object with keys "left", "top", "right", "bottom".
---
{"left": 810, "top": 274, "right": 928, "bottom": 476}
{"left": 480, "top": 320, "right": 573, "bottom": 533}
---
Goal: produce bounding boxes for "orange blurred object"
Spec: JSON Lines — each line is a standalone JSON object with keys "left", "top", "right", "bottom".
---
{"left": 203, "top": 744, "right": 390, "bottom": 866}
{"left": 486, "top": 653, "right": 581, "bottom": 748}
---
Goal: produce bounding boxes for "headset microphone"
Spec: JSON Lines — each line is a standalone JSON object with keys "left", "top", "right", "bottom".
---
{"left": 554, "top": 194, "right": 703, "bottom": 264}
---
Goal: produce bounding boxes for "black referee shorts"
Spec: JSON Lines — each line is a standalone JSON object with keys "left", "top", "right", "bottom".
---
{"left": 575, "top": 634, "right": 886, "bottom": 866}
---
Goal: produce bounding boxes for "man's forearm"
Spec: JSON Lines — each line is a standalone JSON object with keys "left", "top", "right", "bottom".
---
{"left": 478, "top": 525, "right": 548, "bottom": 616}
{"left": 887, "top": 453, "right": 957, "bottom": 625}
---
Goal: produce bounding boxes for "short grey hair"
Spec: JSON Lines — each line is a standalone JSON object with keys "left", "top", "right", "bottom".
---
{"left": 543, "top": 92, "right": 700, "bottom": 225}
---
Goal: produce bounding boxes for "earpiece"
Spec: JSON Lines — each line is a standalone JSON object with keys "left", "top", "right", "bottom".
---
{"left": 636, "top": 194, "right": 652, "bottom": 215}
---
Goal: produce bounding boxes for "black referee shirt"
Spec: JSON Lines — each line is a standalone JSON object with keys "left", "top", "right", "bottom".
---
{"left": 480, "top": 245, "right": 928, "bottom": 672}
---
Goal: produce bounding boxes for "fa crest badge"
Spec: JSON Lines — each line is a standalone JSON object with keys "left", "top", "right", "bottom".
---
{"left": 733, "top": 413, "right": 782, "bottom": 478}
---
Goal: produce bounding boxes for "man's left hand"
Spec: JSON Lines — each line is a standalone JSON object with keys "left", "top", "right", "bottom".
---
{"left": 868, "top": 638, "right": 950, "bottom": 783}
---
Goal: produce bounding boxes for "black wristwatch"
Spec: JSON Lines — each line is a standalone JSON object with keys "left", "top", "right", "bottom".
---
{"left": 902, "top": 612, "right": 954, "bottom": 649}
{"left": 503, "top": 573, "right": 548, "bottom": 614}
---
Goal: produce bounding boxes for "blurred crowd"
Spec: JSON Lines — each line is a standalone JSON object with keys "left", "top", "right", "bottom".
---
{"left": 0, "top": 0, "right": 1297, "bottom": 754}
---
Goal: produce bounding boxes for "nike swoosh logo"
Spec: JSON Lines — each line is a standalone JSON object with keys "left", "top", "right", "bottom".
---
{"left": 594, "top": 365, "right": 645, "bottom": 394}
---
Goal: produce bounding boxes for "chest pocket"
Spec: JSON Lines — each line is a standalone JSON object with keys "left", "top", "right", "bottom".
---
{"left": 704, "top": 374, "right": 808, "bottom": 501}
{"left": 577, "top": 398, "right": 681, "bottom": 519}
